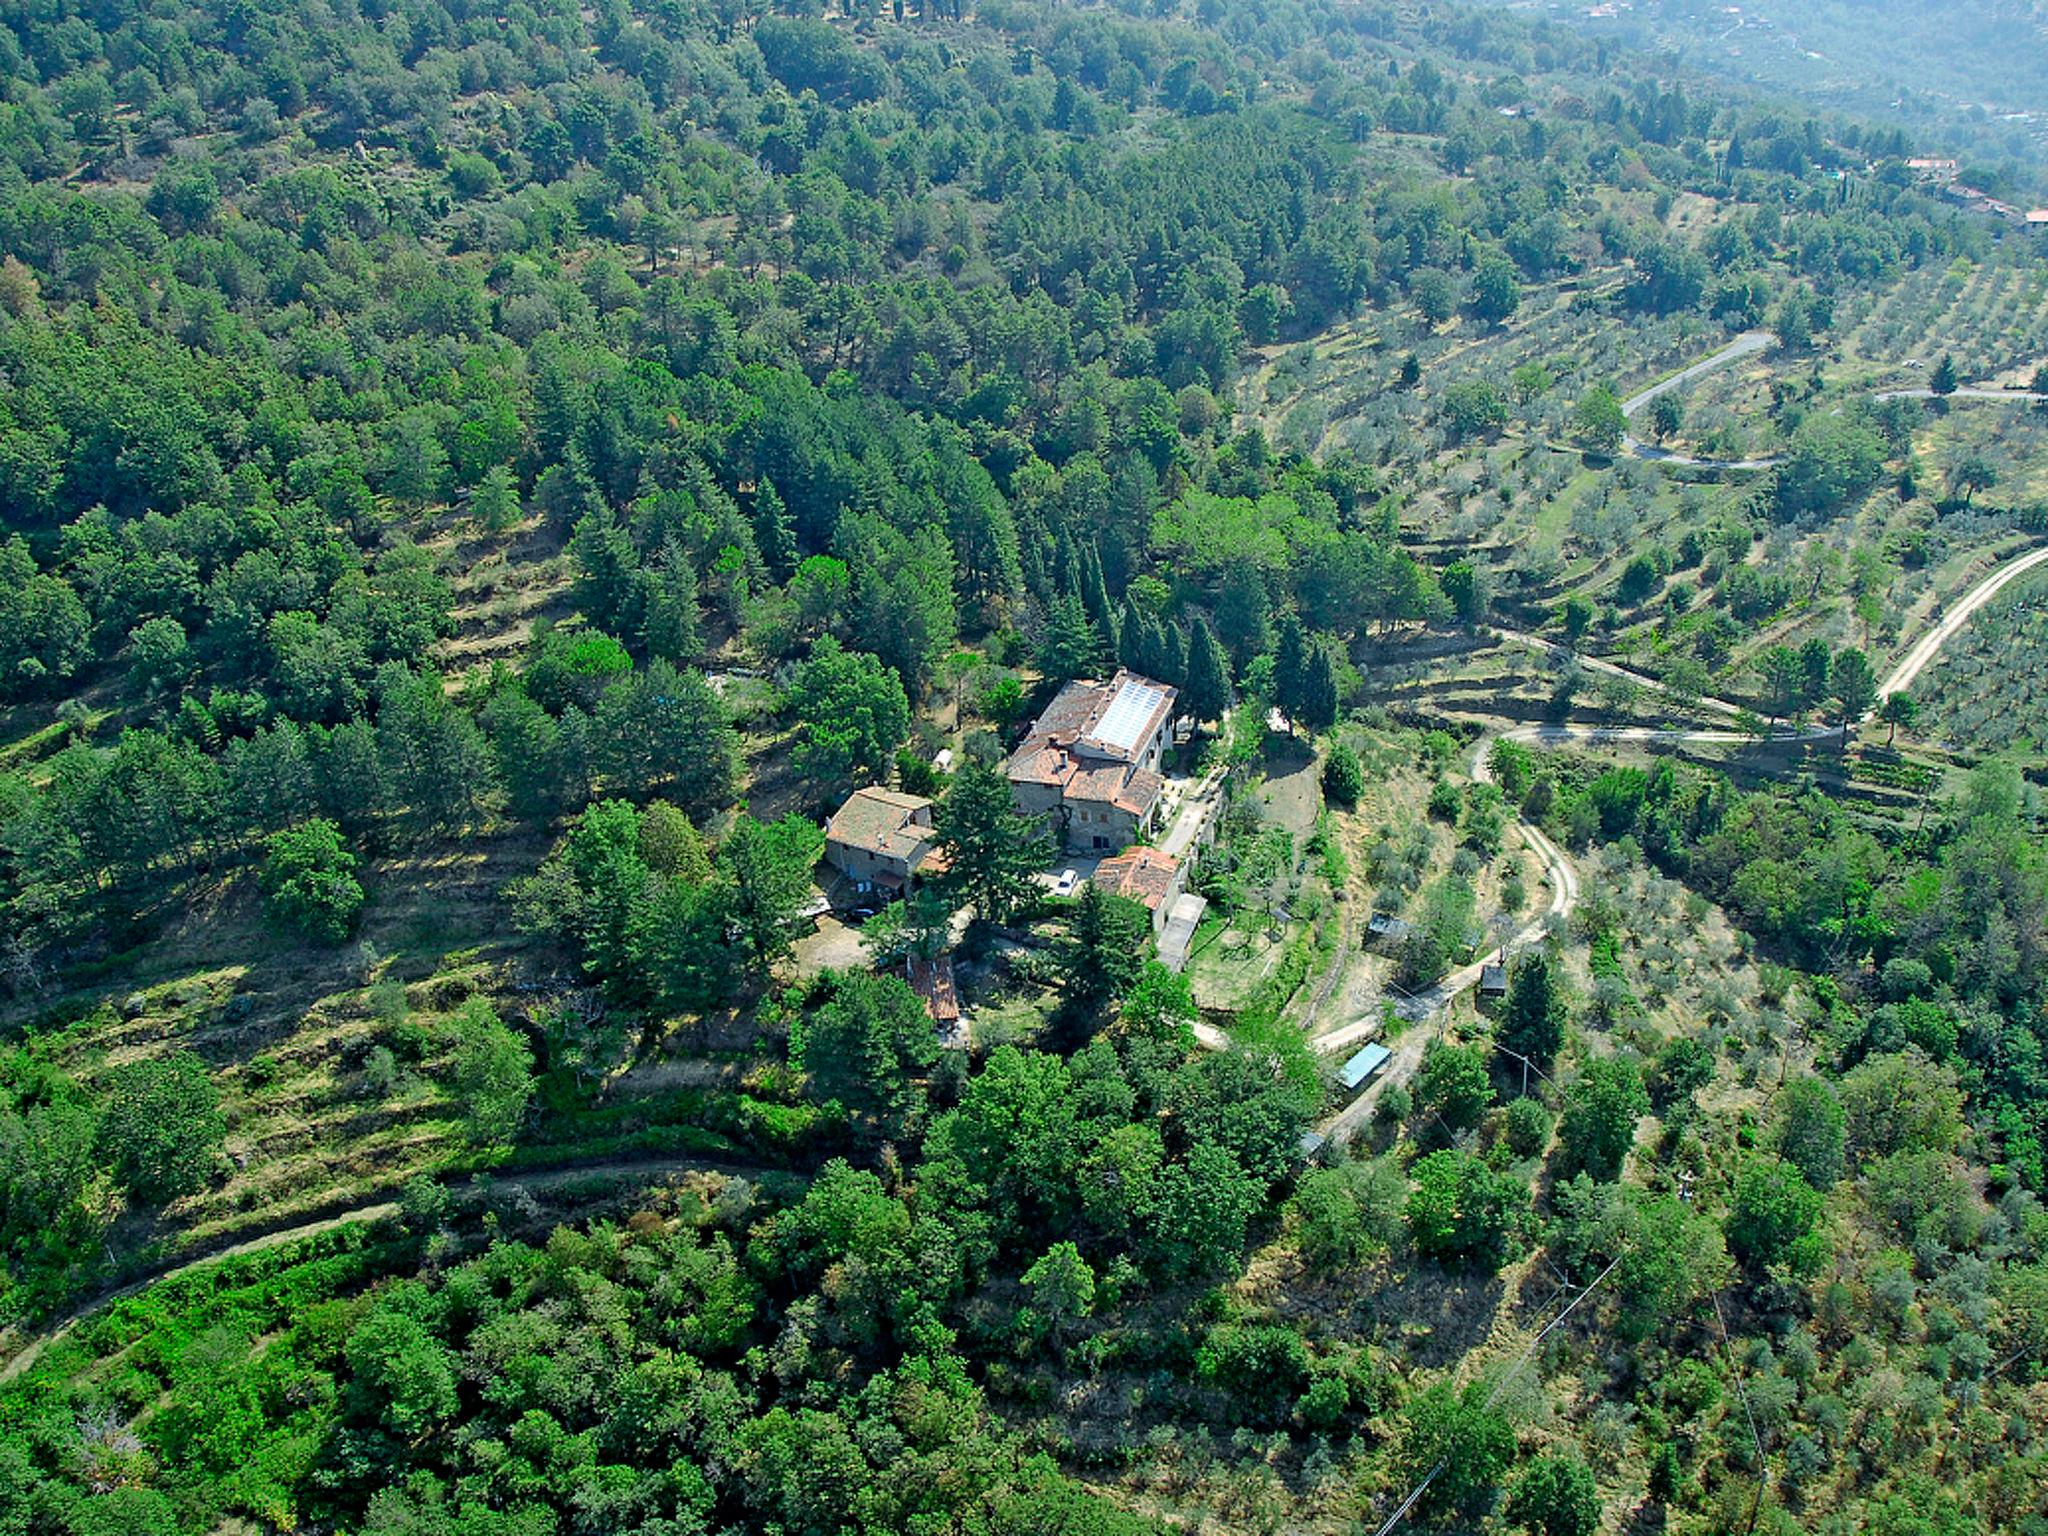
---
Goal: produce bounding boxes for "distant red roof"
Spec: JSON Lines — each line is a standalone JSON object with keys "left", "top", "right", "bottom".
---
{"left": 906, "top": 955, "right": 961, "bottom": 1023}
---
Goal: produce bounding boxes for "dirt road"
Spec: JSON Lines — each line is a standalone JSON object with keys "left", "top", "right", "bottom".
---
{"left": 1878, "top": 543, "right": 2048, "bottom": 699}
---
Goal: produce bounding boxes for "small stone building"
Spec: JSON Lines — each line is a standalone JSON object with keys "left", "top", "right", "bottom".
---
{"left": 823, "top": 787, "right": 940, "bottom": 892}
{"left": 1091, "top": 846, "right": 1190, "bottom": 935}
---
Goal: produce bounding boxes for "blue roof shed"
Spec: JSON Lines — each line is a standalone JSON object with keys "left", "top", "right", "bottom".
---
{"left": 1339, "top": 1041, "right": 1392, "bottom": 1090}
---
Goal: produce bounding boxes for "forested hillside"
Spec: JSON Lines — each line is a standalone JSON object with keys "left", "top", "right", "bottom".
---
{"left": 1, "top": 0, "right": 2046, "bottom": 1532}
{"left": 1541, "top": 0, "right": 2048, "bottom": 197}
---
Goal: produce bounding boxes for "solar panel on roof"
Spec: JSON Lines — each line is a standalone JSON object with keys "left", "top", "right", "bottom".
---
{"left": 1092, "top": 681, "right": 1163, "bottom": 753}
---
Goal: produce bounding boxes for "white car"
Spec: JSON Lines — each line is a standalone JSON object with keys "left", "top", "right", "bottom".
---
{"left": 1052, "top": 868, "right": 1080, "bottom": 897}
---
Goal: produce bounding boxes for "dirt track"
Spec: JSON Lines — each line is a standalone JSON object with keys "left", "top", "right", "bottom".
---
{"left": 0, "top": 1153, "right": 780, "bottom": 1385}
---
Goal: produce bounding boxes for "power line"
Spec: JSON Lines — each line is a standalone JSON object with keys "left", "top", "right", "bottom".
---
{"left": 1368, "top": 1250, "right": 1627, "bottom": 1536}
{"left": 1712, "top": 1290, "right": 1770, "bottom": 1536}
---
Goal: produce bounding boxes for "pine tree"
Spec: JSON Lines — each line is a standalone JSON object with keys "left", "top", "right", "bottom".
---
{"left": 1829, "top": 647, "right": 1876, "bottom": 740}
{"left": 752, "top": 477, "right": 797, "bottom": 580}
{"left": 934, "top": 761, "right": 1052, "bottom": 925}
{"left": 1214, "top": 563, "right": 1272, "bottom": 670}
{"left": 1182, "top": 616, "right": 1230, "bottom": 724}
{"left": 1929, "top": 353, "right": 1958, "bottom": 397}
{"left": 1038, "top": 594, "right": 1102, "bottom": 682}
{"left": 1068, "top": 882, "right": 1151, "bottom": 1013}
{"left": 471, "top": 464, "right": 522, "bottom": 531}
{"left": 637, "top": 539, "right": 704, "bottom": 666}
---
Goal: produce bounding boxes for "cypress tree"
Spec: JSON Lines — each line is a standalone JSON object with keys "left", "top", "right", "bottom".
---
{"left": 1080, "top": 544, "right": 1114, "bottom": 635}
{"left": 1182, "top": 616, "right": 1231, "bottom": 723}
{"left": 1274, "top": 610, "right": 1308, "bottom": 720}
{"left": 1160, "top": 621, "right": 1189, "bottom": 688}
{"left": 1117, "top": 595, "right": 1150, "bottom": 673}
{"left": 1500, "top": 951, "right": 1567, "bottom": 1071}
{"left": 1300, "top": 642, "right": 1340, "bottom": 732}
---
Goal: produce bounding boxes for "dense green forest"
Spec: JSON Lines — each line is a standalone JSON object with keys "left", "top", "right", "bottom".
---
{"left": 0, "top": 0, "right": 2046, "bottom": 1531}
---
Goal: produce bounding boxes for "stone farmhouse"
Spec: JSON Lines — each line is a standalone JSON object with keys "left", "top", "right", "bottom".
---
{"left": 822, "top": 787, "right": 944, "bottom": 893}
{"left": 1005, "top": 670, "right": 1178, "bottom": 853}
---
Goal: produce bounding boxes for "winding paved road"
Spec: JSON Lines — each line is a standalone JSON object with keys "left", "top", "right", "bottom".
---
{"left": 1616, "top": 333, "right": 2047, "bottom": 469}
{"left": 1490, "top": 628, "right": 1748, "bottom": 719}
{"left": 1622, "top": 331, "right": 1775, "bottom": 418}
{"left": 1621, "top": 331, "right": 1784, "bottom": 469}
{"left": 1872, "top": 387, "right": 2048, "bottom": 404}
{"left": 1879, "top": 542, "right": 2048, "bottom": 699}
{"left": 1309, "top": 540, "right": 2046, "bottom": 1143}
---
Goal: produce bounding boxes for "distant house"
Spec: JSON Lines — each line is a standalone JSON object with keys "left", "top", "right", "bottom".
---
{"left": 1479, "top": 962, "right": 1509, "bottom": 1001}
{"left": 823, "top": 787, "right": 941, "bottom": 892}
{"left": 2028, "top": 210, "right": 2048, "bottom": 229}
{"left": 1007, "top": 669, "right": 1178, "bottom": 853}
{"left": 1091, "top": 846, "right": 1190, "bottom": 934}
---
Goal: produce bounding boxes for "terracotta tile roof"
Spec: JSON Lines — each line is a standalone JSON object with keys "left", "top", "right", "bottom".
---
{"left": 1060, "top": 762, "right": 1165, "bottom": 816}
{"left": 1005, "top": 670, "right": 1175, "bottom": 820}
{"left": 1063, "top": 761, "right": 1138, "bottom": 805}
{"left": 1093, "top": 846, "right": 1181, "bottom": 910}
{"left": 907, "top": 954, "right": 961, "bottom": 1022}
{"left": 826, "top": 787, "right": 932, "bottom": 862}
{"left": 1005, "top": 743, "right": 1073, "bottom": 787}
{"left": 1113, "top": 768, "right": 1164, "bottom": 817}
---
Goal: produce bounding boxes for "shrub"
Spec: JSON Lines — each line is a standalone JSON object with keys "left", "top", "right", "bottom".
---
{"left": 260, "top": 818, "right": 365, "bottom": 945}
{"left": 1322, "top": 742, "right": 1365, "bottom": 806}
{"left": 1726, "top": 1155, "right": 1825, "bottom": 1272}
{"left": 1503, "top": 1096, "right": 1553, "bottom": 1158}
{"left": 96, "top": 1050, "right": 225, "bottom": 1204}
{"left": 1407, "top": 1148, "right": 1528, "bottom": 1271}
{"left": 1506, "top": 1454, "right": 1600, "bottom": 1536}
